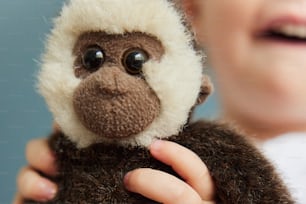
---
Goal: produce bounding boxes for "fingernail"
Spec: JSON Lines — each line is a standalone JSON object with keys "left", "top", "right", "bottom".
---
{"left": 39, "top": 179, "right": 57, "bottom": 200}
{"left": 124, "top": 172, "right": 132, "bottom": 189}
{"left": 150, "top": 140, "right": 164, "bottom": 151}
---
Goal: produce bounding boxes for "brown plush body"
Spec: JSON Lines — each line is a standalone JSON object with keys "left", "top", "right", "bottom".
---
{"left": 25, "top": 121, "right": 293, "bottom": 204}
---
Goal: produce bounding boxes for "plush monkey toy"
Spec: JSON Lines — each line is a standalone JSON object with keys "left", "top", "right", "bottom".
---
{"left": 26, "top": 0, "right": 294, "bottom": 203}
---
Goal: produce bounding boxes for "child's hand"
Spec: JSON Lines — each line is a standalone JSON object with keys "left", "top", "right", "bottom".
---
{"left": 124, "top": 140, "right": 216, "bottom": 204}
{"left": 14, "top": 139, "right": 216, "bottom": 204}
{"left": 14, "top": 138, "right": 58, "bottom": 203}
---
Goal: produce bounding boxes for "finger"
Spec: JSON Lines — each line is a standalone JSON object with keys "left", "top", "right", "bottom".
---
{"left": 150, "top": 140, "right": 215, "bottom": 201}
{"left": 12, "top": 194, "right": 23, "bottom": 204}
{"left": 17, "top": 167, "right": 57, "bottom": 202}
{"left": 124, "top": 168, "right": 210, "bottom": 204}
{"left": 26, "top": 138, "right": 57, "bottom": 176}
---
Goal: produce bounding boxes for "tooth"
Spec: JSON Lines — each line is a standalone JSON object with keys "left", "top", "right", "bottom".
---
{"left": 296, "top": 26, "right": 306, "bottom": 38}
{"left": 277, "top": 25, "right": 306, "bottom": 38}
{"left": 282, "top": 25, "right": 294, "bottom": 36}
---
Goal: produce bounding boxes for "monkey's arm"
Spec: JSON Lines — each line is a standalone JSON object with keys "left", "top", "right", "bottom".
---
{"left": 171, "top": 121, "right": 294, "bottom": 204}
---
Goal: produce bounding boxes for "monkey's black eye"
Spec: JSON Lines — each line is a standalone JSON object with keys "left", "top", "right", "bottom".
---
{"left": 123, "top": 49, "right": 149, "bottom": 75}
{"left": 82, "top": 46, "right": 105, "bottom": 71}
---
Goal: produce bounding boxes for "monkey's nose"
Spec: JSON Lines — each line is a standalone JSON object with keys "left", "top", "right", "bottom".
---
{"left": 94, "top": 67, "right": 129, "bottom": 96}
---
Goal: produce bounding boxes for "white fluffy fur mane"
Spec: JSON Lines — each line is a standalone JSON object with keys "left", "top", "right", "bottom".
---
{"left": 38, "top": 0, "right": 203, "bottom": 148}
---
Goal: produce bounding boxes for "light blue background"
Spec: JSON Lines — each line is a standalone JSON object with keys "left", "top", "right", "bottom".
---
{"left": 0, "top": 1, "right": 219, "bottom": 203}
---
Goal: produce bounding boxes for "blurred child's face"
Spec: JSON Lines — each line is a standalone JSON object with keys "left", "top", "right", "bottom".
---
{"left": 195, "top": 0, "right": 306, "bottom": 128}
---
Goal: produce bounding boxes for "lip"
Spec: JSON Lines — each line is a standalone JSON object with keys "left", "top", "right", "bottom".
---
{"left": 254, "top": 14, "right": 306, "bottom": 47}
{"left": 257, "top": 15, "right": 306, "bottom": 34}
{"left": 255, "top": 2, "right": 306, "bottom": 33}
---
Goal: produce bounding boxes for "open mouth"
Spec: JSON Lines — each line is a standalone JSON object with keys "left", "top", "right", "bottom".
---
{"left": 259, "top": 24, "right": 306, "bottom": 43}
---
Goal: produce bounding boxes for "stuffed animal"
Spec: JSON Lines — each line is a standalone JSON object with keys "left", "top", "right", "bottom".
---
{"left": 25, "top": 0, "right": 294, "bottom": 203}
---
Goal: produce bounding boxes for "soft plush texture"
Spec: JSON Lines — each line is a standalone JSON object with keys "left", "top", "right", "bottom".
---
{"left": 72, "top": 32, "right": 163, "bottom": 140}
{"left": 261, "top": 132, "right": 306, "bottom": 204}
{"left": 26, "top": 121, "right": 293, "bottom": 204}
{"left": 38, "top": 0, "right": 203, "bottom": 148}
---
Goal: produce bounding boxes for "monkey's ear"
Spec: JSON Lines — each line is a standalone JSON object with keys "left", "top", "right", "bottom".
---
{"left": 52, "top": 122, "right": 61, "bottom": 133}
{"left": 196, "top": 75, "right": 213, "bottom": 105}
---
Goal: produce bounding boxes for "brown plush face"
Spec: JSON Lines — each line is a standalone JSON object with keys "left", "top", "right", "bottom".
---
{"left": 72, "top": 32, "right": 164, "bottom": 139}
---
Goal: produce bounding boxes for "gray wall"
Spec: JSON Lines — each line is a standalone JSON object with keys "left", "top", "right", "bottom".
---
{"left": 0, "top": 1, "right": 218, "bottom": 203}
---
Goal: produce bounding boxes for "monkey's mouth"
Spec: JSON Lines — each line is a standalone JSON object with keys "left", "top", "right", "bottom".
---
{"left": 98, "top": 88, "right": 127, "bottom": 100}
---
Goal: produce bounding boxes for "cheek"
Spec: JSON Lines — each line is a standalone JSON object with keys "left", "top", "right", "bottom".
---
{"left": 207, "top": 40, "right": 254, "bottom": 89}
{"left": 201, "top": 1, "right": 255, "bottom": 38}
{"left": 200, "top": 0, "right": 259, "bottom": 75}
{"left": 257, "top": 59, "right": 306, "bottom": 103}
